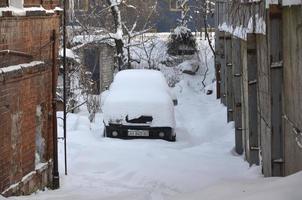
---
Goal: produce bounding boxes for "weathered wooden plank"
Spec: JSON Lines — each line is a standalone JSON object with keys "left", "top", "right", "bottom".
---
{"left": 225, "top": 34, "right": 234, "bottom": 122}
{"left": 232, "top": 37, "right": 243, "bottom": 155}
{"left": 256, "top": 34, "right": 272, "bottom": 177}
{"left": 217, "top": 31, "right": 227, "bottom": 105}
{"left": 241, "top": 40, "right": 249, "bottom": 161}
{"left": 269, "top": 10, "right": 284, "bottom": 176}
{"left": 282, "top": 5, "right": 302, "bottom": 176}
{"left": 247, "top": 33, "right": 259, "bottom": 166}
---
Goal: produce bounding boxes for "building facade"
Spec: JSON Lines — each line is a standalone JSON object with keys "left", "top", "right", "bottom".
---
{"left": 0, "top": 0, "right": 61, "bottom": 196}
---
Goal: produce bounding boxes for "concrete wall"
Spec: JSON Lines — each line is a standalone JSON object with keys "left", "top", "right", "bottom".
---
{"left": 80, "top": 42, "right": 115, "bottom": 94}
{"left": 99, "top": 43, "right": 115, "bottom": 92}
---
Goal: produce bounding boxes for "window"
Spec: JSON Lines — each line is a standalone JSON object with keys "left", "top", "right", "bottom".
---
{"left": 0, "top": 0, "right": 8, "bottom": 7}
{"left": 170, "top": 0, "right": 181, "bottom": 11}
{"left": 75, "top": 0, "right": 89, "bottom": 11}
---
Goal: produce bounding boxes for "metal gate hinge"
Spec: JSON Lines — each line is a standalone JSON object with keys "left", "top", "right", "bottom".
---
{"left": 273, "top": 158, "right": 284, "bottom": 163}
{"left": 248, "top": 80, "right": 257, "bottom": 85}
{"left": 227, "top": 63, "right": 232, "bottom": 67}
{"left": 235, "top": 103, "right": 242, "bottom": 107}
{"left": 271, "top": 61, "right": 283, "bottom": 69}
{"left": 250, "top": 146, "right": 260, "bottom": 151}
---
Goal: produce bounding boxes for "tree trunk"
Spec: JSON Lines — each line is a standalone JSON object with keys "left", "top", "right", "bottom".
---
{"left": 107, "top": 0, "right": 125, "bottom": 70}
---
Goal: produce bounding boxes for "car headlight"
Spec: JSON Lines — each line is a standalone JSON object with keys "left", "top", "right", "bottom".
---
{"left": 159, "top": 132, "right": 165, "bottom": 138}
{"left": 112, "top": 131, "right": 118, "bottom": 137}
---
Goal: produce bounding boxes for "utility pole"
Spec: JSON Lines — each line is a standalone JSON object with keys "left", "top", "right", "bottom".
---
{"left": 52, "top": 29, "right": 60, "bottom": 189}
{"left": 63, "top": 0, "right": 68, "bottom": 176}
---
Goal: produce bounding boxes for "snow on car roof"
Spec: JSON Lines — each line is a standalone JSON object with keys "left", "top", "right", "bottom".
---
{"left": 102, "top": 69, "right": 176, "bottom": 128}
{"left": 110, "top": 69, "right": 170, "bottom": 91}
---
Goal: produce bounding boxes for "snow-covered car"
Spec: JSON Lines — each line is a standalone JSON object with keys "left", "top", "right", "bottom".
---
{"left": 102, "top": 69, "right": 177, "bottom": 141}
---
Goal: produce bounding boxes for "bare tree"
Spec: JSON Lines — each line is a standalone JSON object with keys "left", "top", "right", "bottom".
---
{"left": 107, "top": 0, "right": 125, "bottom": 70}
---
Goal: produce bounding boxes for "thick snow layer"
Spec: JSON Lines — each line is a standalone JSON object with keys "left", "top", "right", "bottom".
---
{"left": 102, "top": 70, "right": 176, "bottom": 128}
{"left": 266, "top": 0, "right": 301, "bottom": 7}
{"left": 173, "top": 26, "right": 191, "bottom": 37}
{"left": 10, "top": 78, "right": 262, "bottom": 200}
{"left": 59, "top": 48, "right": 79, "bottom": 61}
{"left": 0, "top": 6, "right": 60, "bottom": 17}
{"left": 0, "top": 61, "right": 44, "bottom": 73}
{"left": 171, "top": 171, "right": 302, "bottom": 200}
{"left": 8, "top": 34, "right": 301, "bottom": 200}
{"left": 282, "top": 0, "right": 301, "bottom": 6}
{"left": 218, "top": 14, "right": 266, "bottom": 40}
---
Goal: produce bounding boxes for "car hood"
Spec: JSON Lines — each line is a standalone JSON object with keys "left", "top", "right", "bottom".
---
{"left": 102, "top": 89, "right": 176, "bottom": 128}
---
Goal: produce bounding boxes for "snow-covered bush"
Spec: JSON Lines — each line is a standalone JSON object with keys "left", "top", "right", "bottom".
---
{"left": 167, "top": 26, "right": 197, "bottom": 56}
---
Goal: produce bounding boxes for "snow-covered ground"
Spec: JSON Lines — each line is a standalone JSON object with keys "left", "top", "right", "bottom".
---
{"left": 11, "top": 77, "right": 259, "bottom": 200}
{"left": 7, "top": 34, "right": 302, "bottom": 200}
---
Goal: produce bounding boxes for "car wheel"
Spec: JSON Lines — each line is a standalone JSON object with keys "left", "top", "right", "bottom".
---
{"left": 169, "top": 134, "right": 176, "bottom": 142}
{"left": 103, "top": 128, "right": 106, "bottom": 137}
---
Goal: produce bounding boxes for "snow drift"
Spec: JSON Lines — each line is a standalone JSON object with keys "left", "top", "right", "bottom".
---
{"left": 171, "top": 171, "right": 302, "bottom": 200}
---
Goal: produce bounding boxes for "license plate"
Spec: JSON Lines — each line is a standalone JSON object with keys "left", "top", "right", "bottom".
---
{"left": 128, "top": 129, "right": 149, "bottom": 137}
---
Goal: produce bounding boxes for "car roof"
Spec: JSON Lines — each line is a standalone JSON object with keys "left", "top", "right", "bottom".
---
{"left": 110, "top": 69, "right": 169, "bottom": 91}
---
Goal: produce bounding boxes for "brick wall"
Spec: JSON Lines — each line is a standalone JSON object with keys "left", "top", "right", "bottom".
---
{"left": 0, "top": 62, "right": 54, "bottom": 195}
{"left": 78, "top": 42, "right": 115, "bottom": 94}
{"left": 99, "top": 43, "right": 114, "bottom": 92}
{"left": 0, "top": 11, "right": 60, "bottom": 196}
{"left": 0, "top": 15, "right": 60, "bottom": 68}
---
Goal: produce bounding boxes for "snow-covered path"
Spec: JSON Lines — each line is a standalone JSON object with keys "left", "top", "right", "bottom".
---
{"left": 13, "top": 76, "right": 261, "bottom": 200}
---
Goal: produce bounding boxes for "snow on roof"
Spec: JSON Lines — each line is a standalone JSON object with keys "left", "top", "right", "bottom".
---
{"left": 173, "top": 26, "right": 191, "bottom": 36}
{"left": 0, "top": 61, "right": 44, "bottom": 74}
{"left": 59, "top": 48, "right": 79, "bottom": 62}
{"left": 282, "top": 0, "right": 302, "bottom": 6}
{"left": 218, "top": 14, "right": 266, "bottom": 40}
{"left": 266, "top": 0, "right": 301, "bottom": 8}
{"left": 72, "top": 34, "right": 115, "bottom": 48}
{"left": 0, "top": 6, "right": 61, "bottom": 17}
{"left": 102, "top": 69, "right": 176, "bottom": 128}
